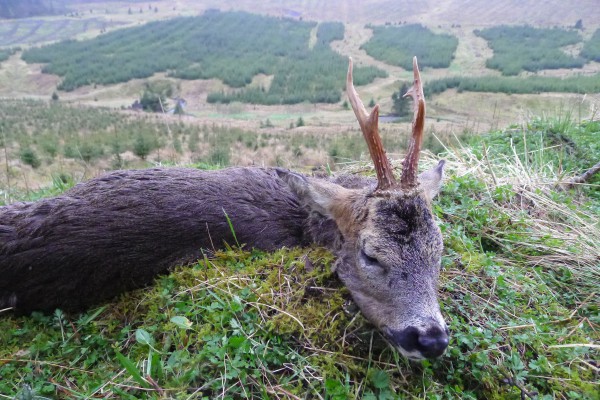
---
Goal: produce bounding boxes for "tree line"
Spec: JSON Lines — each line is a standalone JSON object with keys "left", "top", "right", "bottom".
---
{"left": 424, "top": 74, "right": 600, "bottom": 96}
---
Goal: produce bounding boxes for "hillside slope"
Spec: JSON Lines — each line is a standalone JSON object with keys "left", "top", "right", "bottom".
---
{"left": 154, "top": 0, "right": 600, "bottom": 27}
{"left": 0, "top": 0, "right": 64, "bottom": 19}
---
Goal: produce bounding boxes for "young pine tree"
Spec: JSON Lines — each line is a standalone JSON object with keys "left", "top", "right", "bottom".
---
{"left": 391, "top": 83, "right": 410, "bottom": 117}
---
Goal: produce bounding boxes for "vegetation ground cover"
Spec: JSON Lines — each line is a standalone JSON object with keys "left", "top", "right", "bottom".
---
{"left": 0, "top": 99, "right": 167, "bottom": 170}
{"left": 2, "top": 8, "right": 597, "bottom": 129}
{"left": 0, "top": 99, "right": 415, "bottom": 197}
{"left": 474, "top": 25, "right": 585, "bottom": 75}
{"left": 0, "top": 117, "right": 598, "bottom": 399}
{"left": 360, "top": 24, "right": 459, "bottom": 70}
{"left": 424, "top": 73, "right": 600, "bottom": 96}
{"left": 20, "top": 11, "right": 386, "bottom": 104}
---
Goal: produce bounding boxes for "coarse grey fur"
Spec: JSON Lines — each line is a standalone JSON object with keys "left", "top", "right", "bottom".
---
{"left": 0, "top": 161, "right": 448, "bottom": 360}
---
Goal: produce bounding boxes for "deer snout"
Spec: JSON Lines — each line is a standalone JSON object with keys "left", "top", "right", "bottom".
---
{"left": 386, "top": 324, "right": 449, "bottom": 360}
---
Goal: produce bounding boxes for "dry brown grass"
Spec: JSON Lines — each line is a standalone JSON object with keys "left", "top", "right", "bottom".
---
{"left": 434, "top": 134, "right": 600, "bottom": 298}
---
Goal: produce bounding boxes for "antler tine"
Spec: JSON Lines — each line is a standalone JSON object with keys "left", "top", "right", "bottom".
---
{"left": 346, "top": 57, "right": 396, "bottom": 191}
{"left": 400, "top": 56, "right": 426, "bottom": 190}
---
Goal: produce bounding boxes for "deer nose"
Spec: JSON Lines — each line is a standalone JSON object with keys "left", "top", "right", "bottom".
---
{"left": 389, "top": 325, "right": 449, "bottom": 359}
{"left": 417, "top": 328, "right": 449, "bottom": 358}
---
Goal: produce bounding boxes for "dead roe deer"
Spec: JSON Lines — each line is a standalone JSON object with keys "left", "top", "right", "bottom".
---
{"left": 0, "top": 58, "right": 448, "bottom": 360}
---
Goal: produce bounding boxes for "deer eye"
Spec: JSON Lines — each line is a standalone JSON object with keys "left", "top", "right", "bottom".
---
{"left": 360, "top": 249, "right": 380, "bottom": 266}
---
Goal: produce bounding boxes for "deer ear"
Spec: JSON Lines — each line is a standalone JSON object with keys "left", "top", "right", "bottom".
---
{"left": 418, "top": 160, "right": 445, "bottom": 200}
{"left": 277, "top": 169, "right": 347, "bottom": 218}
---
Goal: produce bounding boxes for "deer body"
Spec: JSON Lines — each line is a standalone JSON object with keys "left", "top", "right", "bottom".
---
{"left": 0, "top": 58, "right": 450, "bottom": 360}
{"left": 0, "top": 167, "right": 314, "bottom": 313}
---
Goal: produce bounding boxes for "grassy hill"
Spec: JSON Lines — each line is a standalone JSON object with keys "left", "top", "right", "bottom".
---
{"left": 0, "top": 117, "right": 598, "bottom": 399}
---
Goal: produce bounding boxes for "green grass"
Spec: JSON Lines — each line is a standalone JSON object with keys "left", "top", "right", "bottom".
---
{"left": 0, "top": 117, "right": 598, "bottom": 399}
{"left": 470, "top": 116, "right": 600, "bottom": 188}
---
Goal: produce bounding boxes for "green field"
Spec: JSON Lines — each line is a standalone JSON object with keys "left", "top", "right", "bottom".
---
{"left": 7, "top": 13, "right": 598, "bottom": 113}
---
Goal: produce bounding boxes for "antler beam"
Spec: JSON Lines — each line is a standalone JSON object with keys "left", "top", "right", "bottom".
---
{"left": 400, "top": 57, "right": 426, "bottom": 189}
{"left": 347, "top": 58, "right": 397, "bottom": 191}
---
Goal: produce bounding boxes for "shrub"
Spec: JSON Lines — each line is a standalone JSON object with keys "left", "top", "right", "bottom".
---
{"left": 139, "top": 81, "right": 173, "bottom": 113}
{"left": 424, "top": 73, "right": 600, "bottom": 96}
{"left": 207, "top": 145, "right": 230, "bottom": 166}
{"left": 78, "top": 142, "right": 104, "bottom": 162}
{"left": 133, "top": 134, "right": 152, "bottom": 160}
{"left": 19, "top": 147, "right": 41, "bottom": 168}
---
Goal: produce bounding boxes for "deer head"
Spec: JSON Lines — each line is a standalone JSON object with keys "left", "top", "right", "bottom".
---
{"left": 281, "top": 58, "right": 447, "bottom": 360}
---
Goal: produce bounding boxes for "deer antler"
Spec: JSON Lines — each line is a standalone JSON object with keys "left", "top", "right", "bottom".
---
{"left": 400, "top": 57, "right": 425, "bottom": 189}
{"left": 347, "top": 58, "right": 397, "bottom": 191}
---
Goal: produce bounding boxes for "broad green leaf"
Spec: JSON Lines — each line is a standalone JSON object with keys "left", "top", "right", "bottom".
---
{"left": 170, "top": 316, "right": 193, "bottom": 330}
{"left": 369, "top": 369, "right": 390, "bottom": 389}
{"left": 135, "top": 328, "right": 155, "bottom": 347}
